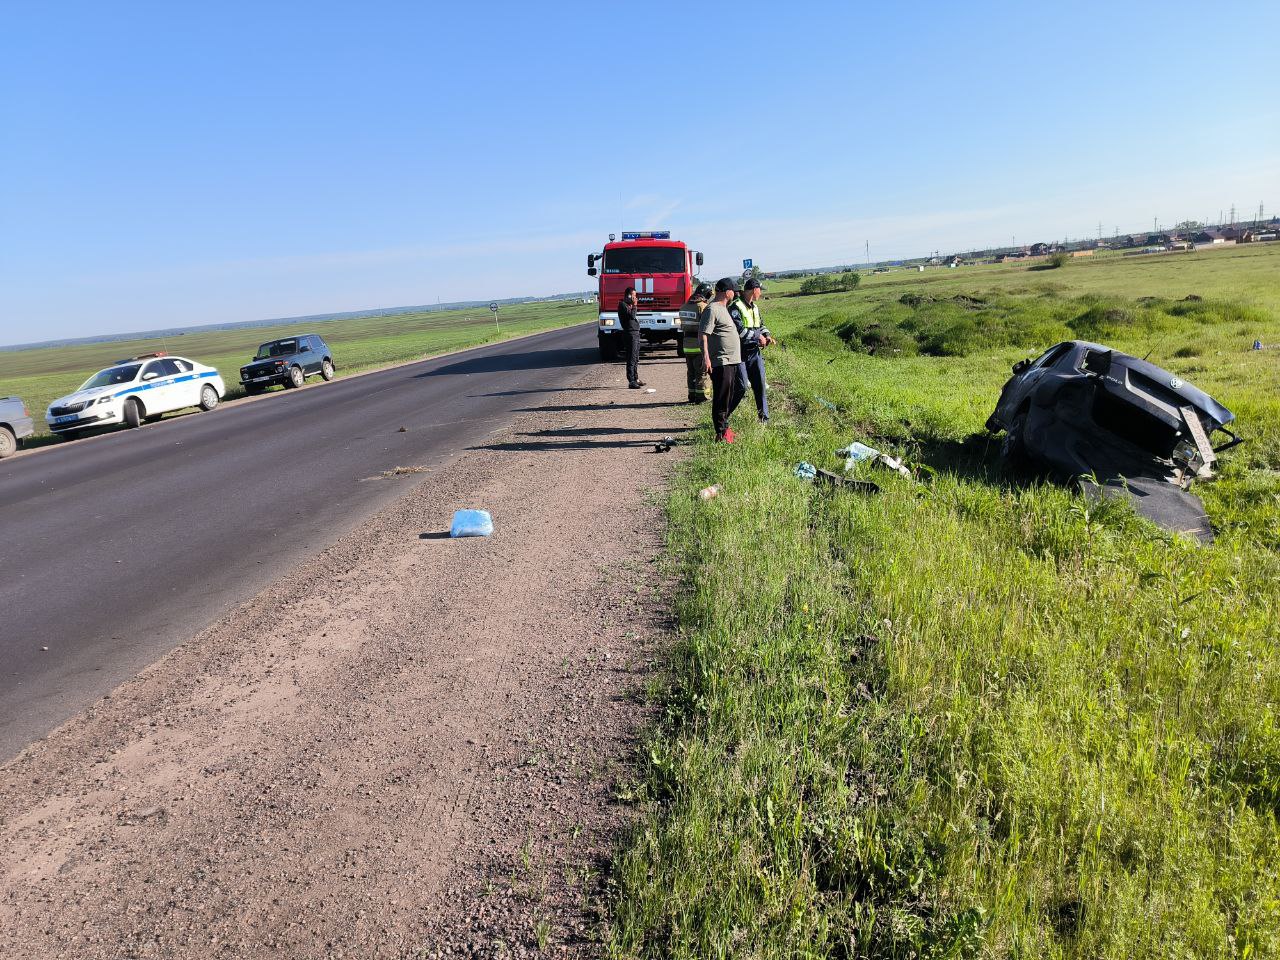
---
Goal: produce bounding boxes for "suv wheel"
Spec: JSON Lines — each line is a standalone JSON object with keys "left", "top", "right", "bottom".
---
{"left": 0, "top": 426, "right": 15, "bottom": 459}
{"left": 287, "top": 365, "right": 305, "bottom": 389}
{"left": 123, "top": 398, "right": 144, "bottom": 428}
{"left": 199, "top": 384, "right": 220, "bottom": 411}
{"left": 320, "top": 359, "right": 335, "bottom": 381}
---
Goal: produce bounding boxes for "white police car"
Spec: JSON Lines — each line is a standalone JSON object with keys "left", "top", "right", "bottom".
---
{"left": 45, "top": 353, "right": 226, "bottom": 438}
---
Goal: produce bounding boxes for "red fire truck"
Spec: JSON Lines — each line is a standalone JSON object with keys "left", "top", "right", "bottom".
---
{"left": 587, "top": 231, "right": 703, "bottom": 361}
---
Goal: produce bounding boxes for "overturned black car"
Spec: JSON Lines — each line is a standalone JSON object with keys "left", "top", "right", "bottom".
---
{"left": 986, "top": 340, "right": 1241, "bottom": 541}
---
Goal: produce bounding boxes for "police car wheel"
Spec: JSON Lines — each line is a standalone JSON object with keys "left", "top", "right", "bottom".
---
{"left": 287, "top": 365, "right": 304, "bottom": 388}
{"left": 123, "top": 398, "right": 143, "bottom": 429}
{"left": 320, "top": 359, "right": 335, "bottom": 381}
{"left": 199, "top": 385, "right": 219, "bottom": 411}
{"left": 0, "top": 426, "right": 15, "bottom": 459}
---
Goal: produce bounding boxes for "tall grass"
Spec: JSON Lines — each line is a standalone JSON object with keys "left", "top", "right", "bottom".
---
{"left": 608, "top": 247, "right": 1280, "bottom": 958}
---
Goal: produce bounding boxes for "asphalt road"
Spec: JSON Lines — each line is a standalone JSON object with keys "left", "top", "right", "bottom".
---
{"left": 0, "top": 323, "right": 605, "bottom": 761}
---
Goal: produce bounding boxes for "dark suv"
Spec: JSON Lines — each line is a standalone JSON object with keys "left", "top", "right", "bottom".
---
{"left": 239, "top": 334, "right": 336, "bottom": 393}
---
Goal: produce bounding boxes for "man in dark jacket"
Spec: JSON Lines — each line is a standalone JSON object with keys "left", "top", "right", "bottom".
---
{"left": 618, "top": 287, "right": 643, "bottom": 388}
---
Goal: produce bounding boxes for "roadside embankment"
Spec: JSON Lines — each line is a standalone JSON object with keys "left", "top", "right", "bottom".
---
{"left": 608, "top": 257, "right": 1280, "bottom": 957}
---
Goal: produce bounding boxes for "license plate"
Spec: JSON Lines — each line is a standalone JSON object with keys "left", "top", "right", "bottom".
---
{"left": 54, "top": 414, "right": 78, "bottom": 424}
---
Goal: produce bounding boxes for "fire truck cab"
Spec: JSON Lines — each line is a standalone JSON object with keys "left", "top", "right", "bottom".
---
{"left": 588, "top": 231, "right": 703, "bottom": 361}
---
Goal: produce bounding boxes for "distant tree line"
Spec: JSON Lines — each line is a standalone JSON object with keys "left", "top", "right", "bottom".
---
{"left": 798, "top": 271, "right": 861, "bottom": 296}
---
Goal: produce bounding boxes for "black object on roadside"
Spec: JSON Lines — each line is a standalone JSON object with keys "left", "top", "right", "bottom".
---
{"left": 813, "top": 466, "right": 879, "bottom": 494}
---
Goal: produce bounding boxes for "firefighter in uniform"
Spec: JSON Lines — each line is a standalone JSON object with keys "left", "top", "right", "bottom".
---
{"left": 729, "top": 278, "right": 773, "bottom": 421}
{"left": 678, "top": 281, "right": 714, "bottom": 403}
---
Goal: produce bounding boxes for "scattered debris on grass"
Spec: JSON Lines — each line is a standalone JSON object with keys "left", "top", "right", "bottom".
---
{"left": 836, "top": 441, "right": 913, "bottom": 478}
{"left": 794, "top": 461, "right": 880, "bottom": 494}
{"left": 697, "top": 484, "right": 721, "bottom": 501}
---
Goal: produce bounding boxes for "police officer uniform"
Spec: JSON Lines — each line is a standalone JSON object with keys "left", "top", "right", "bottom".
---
{"left": 729, "top": 279, "right": 771, "bottom": 421}
{"left": 678, "top": 282, "right": 714, "bottom": 402}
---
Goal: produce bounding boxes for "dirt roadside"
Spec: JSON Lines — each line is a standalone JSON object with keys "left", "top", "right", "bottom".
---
{"left": 0, "top": 351, "right": 694, "bottom": 959}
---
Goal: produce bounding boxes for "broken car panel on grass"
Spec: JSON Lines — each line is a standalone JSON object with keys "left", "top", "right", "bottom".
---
{"left": 986, "top": 339, "right": 1242, "bottom": 542}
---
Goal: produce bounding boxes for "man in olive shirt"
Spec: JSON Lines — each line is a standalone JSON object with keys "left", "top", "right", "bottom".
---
{"left": 699, "top": 277, "right": 746, "bottom": 442}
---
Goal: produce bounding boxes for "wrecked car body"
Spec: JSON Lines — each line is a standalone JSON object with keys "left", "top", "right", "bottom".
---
{"left": 986, "top": 340, "right": 1241, "bottom": 541}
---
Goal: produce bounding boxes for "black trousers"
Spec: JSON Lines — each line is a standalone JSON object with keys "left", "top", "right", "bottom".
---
{"left": 624, "top": 329, "right": 641, "bottom": 384}
{"left": 711, "top": 363, "right": 743, "bottom": 437}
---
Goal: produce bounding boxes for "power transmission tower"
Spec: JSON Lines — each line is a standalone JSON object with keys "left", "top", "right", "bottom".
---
{"left": 1230, "top": 204, "right": 1237, "bottom": 225}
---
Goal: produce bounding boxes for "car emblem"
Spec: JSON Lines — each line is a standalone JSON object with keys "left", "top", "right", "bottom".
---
{"left": 1169, "top": 377, "right": 1183, "bottom": 389}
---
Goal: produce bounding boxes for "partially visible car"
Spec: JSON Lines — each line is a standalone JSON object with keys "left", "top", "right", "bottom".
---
{"left": 45, "top": 353, "right": 226, "bottom": 439}
{"left": 0, "top": 396, "right": 34, "bottom": 458}
{"left": 239, "top": 334, "right": 335, "bottom": 392}
{"left": 986, "top": 339, "right": 1241, "bottom": 541}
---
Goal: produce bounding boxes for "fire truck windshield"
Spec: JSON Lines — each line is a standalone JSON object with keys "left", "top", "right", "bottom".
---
{"left": 603, "top": 247, "right": 685, "bottom": 275}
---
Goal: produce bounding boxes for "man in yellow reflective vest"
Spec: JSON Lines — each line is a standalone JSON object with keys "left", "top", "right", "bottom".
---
{"left": 728, "top": 278, "right": 773, "bottom": 422}
{"left": 677, "top": 281, "right": 714, "bottom": 403}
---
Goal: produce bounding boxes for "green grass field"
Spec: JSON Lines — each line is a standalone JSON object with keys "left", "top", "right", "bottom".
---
{"left": 609, "top": 242, "right": 1280, "bottom": 958}
{"left": 1, "top": 299, "right": 594, "bottom": 444}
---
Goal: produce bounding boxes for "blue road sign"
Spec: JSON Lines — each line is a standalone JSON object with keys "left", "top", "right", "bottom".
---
{"left": 743, "top": 259, "right": 753, "bottom": 270}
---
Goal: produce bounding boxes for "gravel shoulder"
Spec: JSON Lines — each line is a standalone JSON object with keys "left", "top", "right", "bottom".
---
{"left": 0, "top": 350, "right": 692, "bottom": 959}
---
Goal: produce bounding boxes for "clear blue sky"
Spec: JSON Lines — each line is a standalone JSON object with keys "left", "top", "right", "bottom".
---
{"left": 2, "top": 0, "right": 1277, "bottom": 346}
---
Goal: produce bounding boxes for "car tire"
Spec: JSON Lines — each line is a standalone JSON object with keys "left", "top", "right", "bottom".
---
{"left": 0, "top": 426, "right": 15, "bottom": 459}
{"left": 320, "top": 359, "right": 335, "bottom": 381}
{"left": 999, "top": 408, "right": 1033, "bottom": 474}
{"left": 123, "top": 398, "right": 143, "bottom": 429}
{"left": 286, "top": 365, "right": 304, "bottom": 389}
{"left": 199, "top": 384, "right": 219, "bottom": 411}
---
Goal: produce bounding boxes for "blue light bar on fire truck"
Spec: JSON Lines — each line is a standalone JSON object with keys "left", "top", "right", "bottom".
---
{"left": 620, "top": 231, "right": 671, "bottom": 240}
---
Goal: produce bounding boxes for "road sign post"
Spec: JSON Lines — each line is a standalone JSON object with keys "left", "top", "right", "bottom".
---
{"left": 489, "top": 301, "right": 499, "bottom": 332}
{"left": 743, "top": 258, "right": 752, "bottom": 270}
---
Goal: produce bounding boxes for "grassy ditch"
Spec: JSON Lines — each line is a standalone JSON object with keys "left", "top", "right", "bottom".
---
{"left": 608, "top": 245, "right": 1280, "bottom": 957}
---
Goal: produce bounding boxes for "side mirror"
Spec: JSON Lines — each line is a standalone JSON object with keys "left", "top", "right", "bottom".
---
{"left": 695, "top": 251, "right": 704, "bottom": 266}
{"left": 1012, "top": 359, "right": 1031, "bottom": 374}
{"left": 142, "top": 371, "right": 159, "bottom": 380}
{"left": 588, "top": 267, "right": 597, "bottom": 277}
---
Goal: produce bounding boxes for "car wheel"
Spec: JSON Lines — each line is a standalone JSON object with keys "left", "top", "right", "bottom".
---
{"left": 287, "top": 365, "right": 305, "bottom": 388}
{"left": 199, "top": 384, "right": 220, "bottom": 411}
{"left": 0, "top": 426, "right": 15, "bottom": 459}
{"left": 320, "top": 359, "right": 335, "bottom": 381}
{"left": 123, "top": 398, "right": 143, "bottom": 429}
{"left": 999, "top": 408, "right": 1033, "bottom": 474}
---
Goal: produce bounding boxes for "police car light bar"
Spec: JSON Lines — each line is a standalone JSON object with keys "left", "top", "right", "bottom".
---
{"left": 620, "top": 231, "right": 671, "bottom": 240}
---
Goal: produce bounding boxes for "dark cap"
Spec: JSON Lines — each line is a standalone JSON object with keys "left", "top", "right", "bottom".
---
{"left": 744, "top": 278, "right": 765, "bottom": 291}
{"left": 714, "top": 277, "right": 739, "bottom": 294}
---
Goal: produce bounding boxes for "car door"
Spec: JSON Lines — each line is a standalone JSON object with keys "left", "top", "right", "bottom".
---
{"left": 137, "top": 360, "right": 176, "bottom": 412}
{"left": 166, "top": 357, "right": 200, "bottom": 407}
{"left": 302, "top": 337, "right": 320, "bottom": 375}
